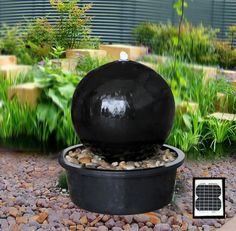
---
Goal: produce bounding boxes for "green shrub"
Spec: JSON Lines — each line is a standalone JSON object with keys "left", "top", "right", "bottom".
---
{"left": 159, "top": 59, "right": 236, "bottom": 154}
{"left": 22, "top": 18, "right": 55, "bottom": 60}
{"left": 214, "top": 41, "right": 236, "bottom": 69}
{"left": 0, "top": 0, "right": 99, "bottom": 65}
{"left": 58, "top": 171, "right": 68, "bottom": 189}
{"left": 50, "top": 0, "right": 99, "bottom": 49}
{"left": 0, "top": 25, "right": 36, "bottom": 65}
{"left": 134, "top": 22, "right": 177, "bottom": 55}
{"left": 77, "top": 55, "right": 111, "bottom": 74}
{"left": 134, "top": 22, "right": 220, "bottom": 66}
{"left": 205, "top": 118, "right": 235, "bottom": 151}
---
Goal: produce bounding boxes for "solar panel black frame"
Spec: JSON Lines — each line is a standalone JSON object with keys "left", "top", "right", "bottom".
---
{"left": 193, "top": 177, "right": 225, "bottom": 219}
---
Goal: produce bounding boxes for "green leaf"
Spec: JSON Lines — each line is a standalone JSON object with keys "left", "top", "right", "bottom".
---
{"left": 47, "top": 105, "right": 58, "bottom": 132}
{"left": 173, "top": 0, "right": 182, "bottom": 16}
{"left": 58, "top": 84, "right": 75, "bottom": 99}
{"left": 36, "top": 103, "right": 58, "bottom": 132}
{"left": 183, "top": 113, "right": 192, "bottom": 130}
{"left": 47, "top": 89, "right": 67, "bottom": 110}
{"left": 36, "top": 103, "right": 49, "bottom": 121}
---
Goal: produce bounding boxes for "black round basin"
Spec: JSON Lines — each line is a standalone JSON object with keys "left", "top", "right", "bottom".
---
{"left": 59, "top": 144, "right": 185, "bottom": 215}
{"left": 71, "top": 60, "right": 175, "bottom": 161}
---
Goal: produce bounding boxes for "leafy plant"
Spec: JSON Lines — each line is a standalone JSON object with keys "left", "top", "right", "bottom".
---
{"left": 228, "top": 24, "right": 236, "bottom": 49}
{"left": 167, "top": 112, "right": 204, "bottom": 152}
{"left": 0, "top": 24, "right": 35, "bottom": 64}
{"left": 23, "top": 17, "right": 55, "bottom": 60}
{"left": 214, "top": 41, "right": 236, "bottom": 69}
{"left": 33, "top": 57, "right": 82, "bottom": 143}
{"left": 50, "top": 0, "right": 98, "bottom": 49}
{"left": 58, "top": 171, "right": 68, "bottom": 189}
{"left": 0, "top": 0, "right": 99, "bottom": 64}
{"left": 77, "top": 55, "right": 110, "bottom": 74}
{"left": 134, "top": 22, "right": 219, "bottom": 66}
{"left": 0, "top": 73, "right": 37, "bottom": 139}
{"left": 205, "top": 118, "right": 235, "bottom": 151}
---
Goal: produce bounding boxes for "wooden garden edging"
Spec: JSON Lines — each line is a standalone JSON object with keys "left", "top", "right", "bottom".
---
{"left": 99, "top": 44, "right": 148, "bottom": 60}
{"left": 66, "top": 49, "right": 107, "bottom": 59}
{"left": 0, "top": 55, "right": 17, "bottom": 66}
{"left": 0, "top": 55, "right": 31, "bottom": 80}
{"left": 8, "top": 82, "right": 42, "bottom": 108}
{"left": 51, "top": 58, "right": 78, "bottom": 73}
{"left": 207, "top": 112, "right": 236, "bottom": 122}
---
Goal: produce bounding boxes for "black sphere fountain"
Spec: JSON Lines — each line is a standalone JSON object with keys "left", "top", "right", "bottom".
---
{"left": 59, "top": 52, "right": 185, "bottom": 215}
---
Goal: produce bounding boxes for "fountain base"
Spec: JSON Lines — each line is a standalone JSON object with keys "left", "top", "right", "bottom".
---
{"left": 59, "top": 144, "right": 185, "bottom": 215}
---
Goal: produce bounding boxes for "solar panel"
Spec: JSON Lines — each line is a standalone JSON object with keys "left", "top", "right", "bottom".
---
{"left": 193, "top": 178, "right": 225, "bottom": 218}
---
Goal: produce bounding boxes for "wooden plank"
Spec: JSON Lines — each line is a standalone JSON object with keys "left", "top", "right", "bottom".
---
{"left": 208, "top": 112, "right": 236, "bottom": 122}
{"left": 66, "top": 49, "right": 107, "bottom": 59}
{"left": 99, "top": 44, "right": 148, "bottom": 60}
{"left": 215, "top": 92, "right": 228, "bottom": 112}
{"left": 0, "top": 55, "right": 17, "bottom": 66}
{"left": 220, "top": 69, "right": 236, "bottom": 81}
{"left": 176, "top": 101, "right": 199, "bottom": 114}
{"left": 0, "top": 65, "right": 31, "bottom": 79}
{"left": 8, "top": 82, "right": 42, "bottom": 107}
{"left": 51, "top": 58, "right": 78, "bottom": 73}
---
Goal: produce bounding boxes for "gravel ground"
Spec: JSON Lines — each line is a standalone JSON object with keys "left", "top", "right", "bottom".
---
{"left": 0, "top": 150, "right": 235, "bottom": 231}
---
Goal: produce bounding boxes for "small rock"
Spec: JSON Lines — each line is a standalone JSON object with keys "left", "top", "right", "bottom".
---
{"left": 174, "top": 214, "right": 182, "bottom": 226}
{"left": 9, "top": 207, "right": 18, "bottom": 217}
{"left": 181, "top": 222, "right": 188, "bottom": 231}
{"left": 112, "top": 227, "right": 123, "bottom": 231}
{"left": 16, "top": 216, "right": 28, "bottom": 224}
{"left": 97, "top": 226, "right": 108, "bottom": 231}
{"left": 9, "top": 223, "right": 19, "bottom": 231}
{"left": 172, "top": 225, "right": 181, "bottom": 231}
{"left": 140, "top": 226, "right": 153, "bottom": 231}
{"left": 126, "top": 162, "right": 135, "bottom": 170}
{"left": 79, "top": 157, "right": 92, "bottom": 164}
{"left": 80, "top": 215, "right": 88, "bottom": 225}
{"left": 123, "top": 215, "right": 133, "bottom": 224}
{"left": 133, "top": 214, "right": 149, "bottom": 223}
{"left": 36, "top": 198, "right": 49, "bottom": 208}
{"left": 112, "top": 162, "right": 118, "bottom": 167}
{"left": 202, "top": 225, "right": 210, "bottom": 231}
{"left": 105, "top": 218, "right": 116, "bottom": 228}
{"left": 102, "top": 215, "right": 110, "bottom": 222}
{"left": 7, "top": 216, "right": 16, "bottom": 226}
{"left": 146, "top": 222, "right": 153, "bottom": 227}
{"left": 146, "top": 213, "right": 161, "bottom": 225}
{"left": 154, "top": 224, "right": 171, "bottom": 231}
{"left": 90, "top": 215, "right": 103, "bottom": 226}
{"left": 70, "top": 211, "right": 81, "bottom": 223}
{"left": 160, "top": 215, "right": 168, "bottom": 223}
{"left": 77, "top": 224, "right": 85, "bottom": 230}
{"left": 0, "top": 218, "right": 9, "bottom": 230}
{"left": 63, "top": 218, "right": 76, "bottom": 226}
{"left": 213, "top": 222, "right": 221, "bottom": 228}
{"left": 115, "top": 220, "right": 125, "bottom": 228}
{"left": 36, "top": 212, "right": 48, "bottom": 224}
{"left": 70, "top": 225, "right": 77, "bottom": 231}
{"left": 86, "top": 227, "right": 98, "bottom": 231}
{"left": 123, "top": 224, "right": 131, "bottom": 230}
{"left": 193, "top": 219, "right": 204, "bottom": 226}
{"left": 86, "top": 213, "right": 97, "bottom": 222}
{"left": 131, "top": 223, "right": 139, "bottom": 231}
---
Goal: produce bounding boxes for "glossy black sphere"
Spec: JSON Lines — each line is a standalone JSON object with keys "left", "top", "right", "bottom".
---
{"left": 71, "top": 60, "right": 175, "bottom": 161}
